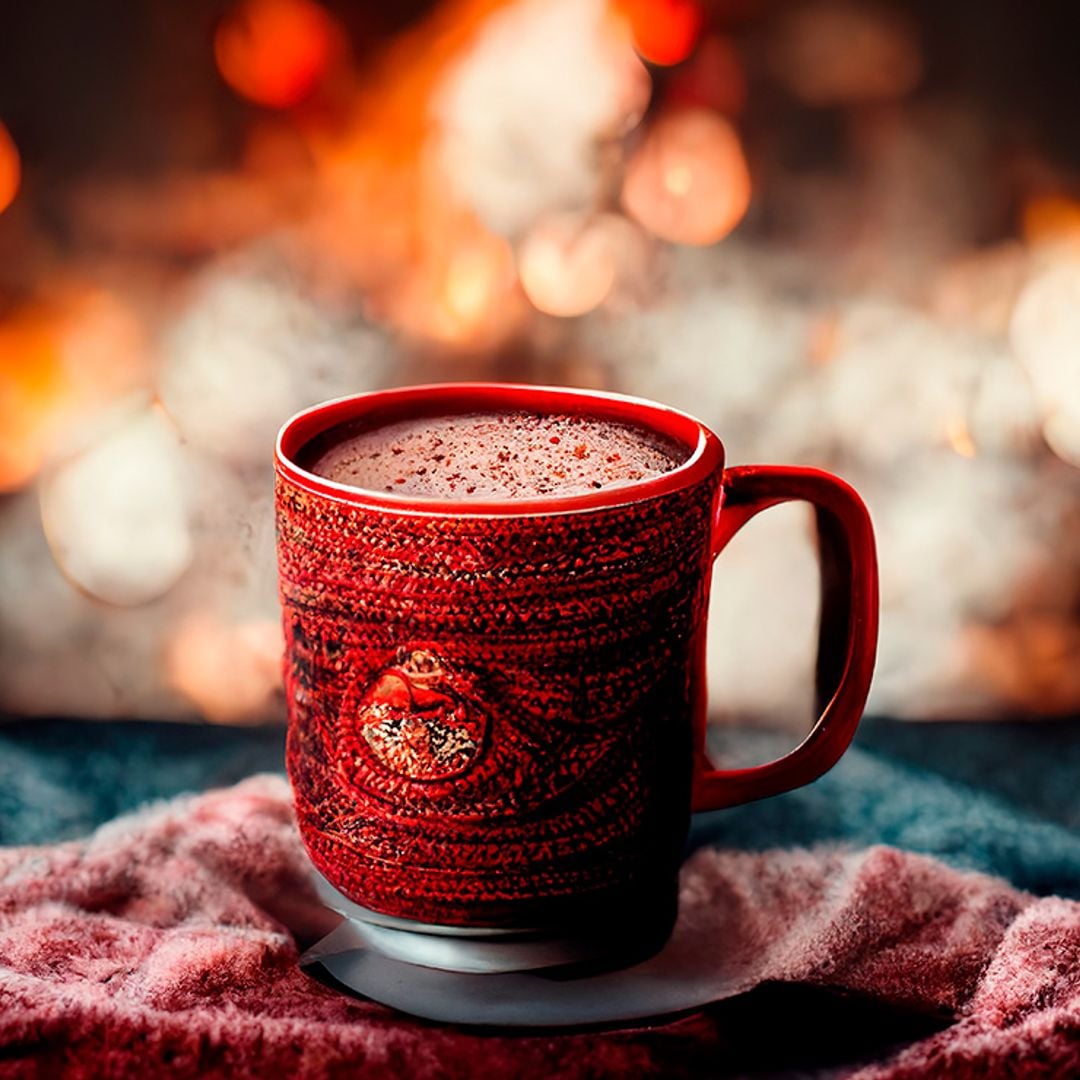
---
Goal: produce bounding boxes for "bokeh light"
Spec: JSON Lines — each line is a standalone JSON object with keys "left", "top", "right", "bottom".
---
{"left": 434, "top": 0, "right": 651, "bottom": 238}
{"left": 517, "top": 213, "right": 617, "bottom": 317}
{"left": 165, "top": 614, "right": 283, "bottom": 723}
{"left": 0, "top": 121, "right": 20, "bottom": 214}
{"left": 1022, "top": 194, "right": 1080, "bottom": 249}
{"left": 57, "top": 287, "right": 148, "bottom": 403}
{"left": 1010, "top": 256, "right": 1080, "bottom": 467}
{"left": 215, "top": 0, "right": 339, "bottom": 109}
{"left": 39, "top": 402, "right": 193, "bottom": 606}
{"left": 444, "top": 248, "right": 501, "bottom": 326}
{"left": 0, "top": 288, "right": 151, "bottom": 495}
{"left": 589, "top": 214, "right": 655, "bottom": 308}
{"left": 614, "top": 0, "right": 703, "bottom": 67}
{"left": 0, "top": 309, "right": 67, "bottom": 493}
{"left": 430, "top": 230, "right": 518, "bottom": 345}
{"left": 621, "top": 107, "right": 751, "bottom": 245}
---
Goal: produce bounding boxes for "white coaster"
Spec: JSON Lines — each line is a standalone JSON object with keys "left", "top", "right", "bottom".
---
{"left": 300, "top": 909, "right": 750, "bottom": 1028}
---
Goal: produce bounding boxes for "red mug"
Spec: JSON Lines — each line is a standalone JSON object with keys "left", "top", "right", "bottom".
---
{"left": 275, "top": 384, "right": 878, "bottom": 972}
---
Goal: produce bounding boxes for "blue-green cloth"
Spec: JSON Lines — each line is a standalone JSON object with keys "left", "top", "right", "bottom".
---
{"left": 1, "top": 717, "right": 1078, "bottom": 899}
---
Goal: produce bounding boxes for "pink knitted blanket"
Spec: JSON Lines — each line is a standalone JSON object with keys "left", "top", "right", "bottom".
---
{"left": 1, "top": 775, "right": 1077, "bottom": 1078}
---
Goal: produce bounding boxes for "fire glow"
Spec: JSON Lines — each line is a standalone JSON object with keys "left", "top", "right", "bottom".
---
{"left": 621, "top": 107, "right": 751, "bottom": 246}
{"left": 215, "top": 0, "right": 340, "bottom": 109}
{"left": 517, "top": 214, "right": 618, "bottom": 318}
{"left": 0, "top": 0, "right": 1078, "bottom": 727}
{"left": 0, "top": 122, "right": 19, "bottom": 215}
{"left": 0, "top": 309, "right": 67, "bottom": 493}
{"left": 615, "top": 0, "right": 703, "bottom": 67}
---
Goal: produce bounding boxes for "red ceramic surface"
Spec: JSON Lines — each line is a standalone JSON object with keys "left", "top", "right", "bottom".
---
{"left": 275, "top": 384, "right": 878, "bottom": 931}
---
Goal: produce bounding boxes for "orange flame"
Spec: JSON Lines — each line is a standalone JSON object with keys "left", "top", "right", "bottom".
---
{"left": 300, "top": 0, "right": 523, "bottom": 345}
{"left": 215, "top": 0, "right": 340, "bottom": 109}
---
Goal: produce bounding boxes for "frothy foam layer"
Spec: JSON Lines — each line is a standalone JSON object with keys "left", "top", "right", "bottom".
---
{"left": 308, "top": 411, "right": 686, "bottom": 499}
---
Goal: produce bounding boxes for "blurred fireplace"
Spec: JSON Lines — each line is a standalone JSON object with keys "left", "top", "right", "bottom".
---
{"left": 0, "top": 0, "right": 1078, "bottom": 725}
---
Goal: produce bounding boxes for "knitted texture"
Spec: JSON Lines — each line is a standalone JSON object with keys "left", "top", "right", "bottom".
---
{"left": 2, "top": 775, "right": 1079, "bottom": 1078}
{"left": 276, "top": 473, "right": 718, "bottom": 926}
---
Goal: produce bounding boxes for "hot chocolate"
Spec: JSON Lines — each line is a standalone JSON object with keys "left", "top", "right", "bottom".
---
{"left": 306, "top": 410, "right": 686, "bottom": 499}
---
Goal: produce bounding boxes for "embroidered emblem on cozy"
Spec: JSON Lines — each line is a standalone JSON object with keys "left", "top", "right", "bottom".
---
{"left": 352, "top": 649, "right": 484, "bottom": 782}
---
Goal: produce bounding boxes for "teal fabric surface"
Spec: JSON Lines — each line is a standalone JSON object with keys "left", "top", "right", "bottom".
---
{"left": 1, "top": 717, "right": 1078, "bottom": 899}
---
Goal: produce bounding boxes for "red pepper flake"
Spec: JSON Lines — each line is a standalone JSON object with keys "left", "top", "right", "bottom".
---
{"left": 549, "top": 436, "right": 561, "bottom": 444}
{"left": 574, "top": 443, "right": 588, "bottom": 459}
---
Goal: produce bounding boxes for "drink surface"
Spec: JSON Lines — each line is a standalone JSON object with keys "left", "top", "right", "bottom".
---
{"left": 306, "top": 410, "right": 686, "bottom": 499}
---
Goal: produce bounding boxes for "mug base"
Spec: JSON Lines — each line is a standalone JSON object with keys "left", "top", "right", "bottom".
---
{"left": 309, "top": 869, "right": 675, "bottom": 975}
{"left": 298, "top": 890, "right": 755, "bottom": 1029}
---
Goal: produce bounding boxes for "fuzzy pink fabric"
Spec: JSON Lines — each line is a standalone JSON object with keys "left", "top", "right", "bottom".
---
{"left": 1, "top": 775, "right": 1078, "bottom": 1079}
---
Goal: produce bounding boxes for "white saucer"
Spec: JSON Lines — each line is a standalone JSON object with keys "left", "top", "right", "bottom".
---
{"left": 300, "top": 909, "right": 751, "bottom": 1028}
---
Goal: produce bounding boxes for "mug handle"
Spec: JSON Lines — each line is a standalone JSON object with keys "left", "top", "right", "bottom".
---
{"left": 692, "top": 465, "right": 879, "bottom": 812}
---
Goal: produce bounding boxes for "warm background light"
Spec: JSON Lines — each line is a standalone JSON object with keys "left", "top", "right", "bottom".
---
{"left": 1022, "top": 194, "right": 1080, "bottom": 249}
{"left": 165, "top": 614, "right": 283, "bottom": 723}
{"left": 0, "top": 310, "right": 67, "bottom": 493}
{"left": 1009, "top": 256, "right": 1080, "bottom": 467}
{"left": 615, "top": 0, "right": 703, "bottom": 66}
{"left": 1, "top": 0, "right": 1079, "bottom": 725}
{"left": 0, "top": 288, "right": 150, "bottom": 495}
{"left": 621, "top": 107, "right": 751, "bottom": 245}
{"left": 0, "top": 121, "right": 20, "bottom": 214}
{"left": 215, "top": 0, "right": 339, "bottom": 108}
{"left": 427, "top": 230, "right": 520, "bottom": 346}
{"left": 668, "top": 35, "right": 747, "bottom": 116}
{"left": 433, "top": 0, "right": 651, "bottom": 238}
{"left": 39, "top": 402, "right": 193, "bottom": 607}
{"left": 945, "top": 415, "right": 977, "bottom": 459}
{"left": 517, "top": 213, "right": 617, "bottom": 317}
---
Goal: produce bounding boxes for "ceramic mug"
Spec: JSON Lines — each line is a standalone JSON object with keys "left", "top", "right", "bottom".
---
{"left": 275, "top": 384, "right": 878, "bottom": 973}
